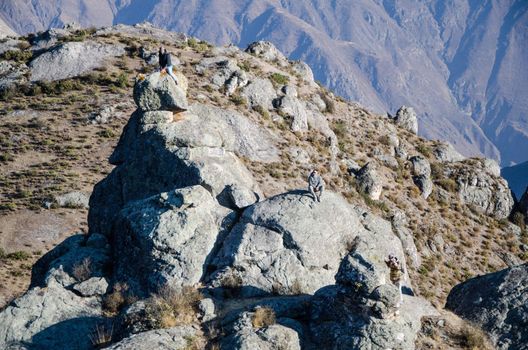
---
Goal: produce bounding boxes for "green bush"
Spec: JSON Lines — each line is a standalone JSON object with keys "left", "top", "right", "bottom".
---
{"left": 270, "top": 73, "right": 289, "bottom": 86}
{"left": 7, "top": 251, "right": 31, "bottom": 260}
{"left": 2, "top": 50, "right": 33, "bottom": 63}
{"left": 115, "top": 73, "right": 130, "bottom": 88}
{"left": 416, "top": 144, "right": 432, "bottom": 158}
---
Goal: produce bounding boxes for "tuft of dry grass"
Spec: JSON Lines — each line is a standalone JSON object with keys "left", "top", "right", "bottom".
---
{"left": 72, "top": 257, "right": 92, "bottom": 282}
{"left": 145, "top": 285, "right": 203, "bottom": 329}
{"left": 89, "top": 323, "right": 113, "bottom": 348}
{"left": 251, "top": 307, "right": 276, "bottom": 329}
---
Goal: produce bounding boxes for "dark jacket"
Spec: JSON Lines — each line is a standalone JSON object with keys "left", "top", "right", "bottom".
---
{"left": 158, "top": 50, "right": 165, "bottom": 68}
{"left": 164, "top": 52, "right": 172, "bottom": 67}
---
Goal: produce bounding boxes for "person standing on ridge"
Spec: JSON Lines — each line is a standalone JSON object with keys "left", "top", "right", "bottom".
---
{"left": 161, "top": 48, "right": 178, "bottom": 84}
{"left": 385, "top": 254, "right": 405, "bottom": 303}
{"left": 308, "top": 169, "right": 324, "bottom": 202}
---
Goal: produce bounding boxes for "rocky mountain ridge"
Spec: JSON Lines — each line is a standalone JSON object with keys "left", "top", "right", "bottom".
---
{"left": 1, "top": 0, "right": 527, "bottom": 168}
{"left": 0, "top": 23, "right": 526, "bottom": 349}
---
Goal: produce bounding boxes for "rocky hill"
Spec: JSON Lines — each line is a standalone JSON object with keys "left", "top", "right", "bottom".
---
{"left": 1, "top": 0, "right": 528, "bottom": 168}
{"left": 0, "top": 23, "right": 527, "bottom": 349}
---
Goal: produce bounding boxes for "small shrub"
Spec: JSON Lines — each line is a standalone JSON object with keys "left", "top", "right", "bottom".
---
{"left": 378, "top": 135, "right": 391, "bottom": 146}
{"left": 238, "top": 61, "right": 251, "bottom": 72}
{"left": 72, "top": 257, "right": 92, "bottom": 281}
{"left": 229, "top": 94, "right": 246, "bottom": 106}
{"left": 89, "top": 323, "right": 113, "bottom": 348}
{"left": 269, "top": 73, "right": 289, "bottom": 86}
{"left": 460, "top": 323, "right": 492, "bottom": 350}
{"left": 511, "top": 212, "right": 526, "bottom": 230}
{"left": 251, "top": 307, "right": 276, "bottom": 328}
{"left": 437, "top": 178, "right": 457, "bottom": 192}
{"left": 187, "top": 37, "right": 198, "bottom": 48}
{"left": 331, "top": 120, "right": 347, "bottom": 139}
{"left": 145, "top": 286, "right": 203, "bottom": 329}
{"left": 6, "top": 251, "right": 31, "bottom": 260}
{"left": 416, "top": 144, "right": 432, "bottom": 158}
{"left": 2, "top": 50, "right": 33, "bottom": 62}
{"left": 115, "top": 73, "right": 130, "bottom": 88}
{"left": 253, "top": 105, "right": 270, "bottom": 120}
{"left": 103, "top": 282, "right": 129, "bottom": 314}
{"left": 97, "top": 129, "right": 115, "bottom": 138}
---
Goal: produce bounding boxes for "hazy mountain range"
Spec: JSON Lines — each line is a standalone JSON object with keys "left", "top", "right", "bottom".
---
{"left": 1, "top": 0, "right": 527, "bottom": 167}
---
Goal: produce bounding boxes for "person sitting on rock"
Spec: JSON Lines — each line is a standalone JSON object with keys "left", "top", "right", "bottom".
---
{"left": 158, "top": 47, "right": 165, "bottom": 71}
{"left": 308, "top": 169, "right": 324, "bottom": 202}
{"left": 385, "top": 254, "right": 405, "bottom": 302}
{"left": 161, "top": 48, "right": 178, "bottom": 84}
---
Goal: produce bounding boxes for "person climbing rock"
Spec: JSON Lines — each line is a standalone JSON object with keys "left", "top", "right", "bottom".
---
{"left": 308, "top": 169, "right": 324, "bottom": 202}
{"left": 385, "top": 254, "right": 405, "bottom": 302}
{"left": 161, "top": 48, "right": 178, "bottom": 84}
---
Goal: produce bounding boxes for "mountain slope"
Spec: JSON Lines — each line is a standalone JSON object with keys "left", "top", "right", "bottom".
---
{"left": 2, "top": 0, "right": 527, "bottom": 166}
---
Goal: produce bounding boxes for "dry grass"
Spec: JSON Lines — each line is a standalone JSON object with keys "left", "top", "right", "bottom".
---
{"left": 72, "top": 257, "right": 92, "bottom": 282}
{"left": 89, "top": 323, "right": 113, "bottom": 348}
{"left": 251, "top": 307, "right": 276, "bottom": 328}
{"left": 145, "top": 285, "right": 203, "bottom": 329}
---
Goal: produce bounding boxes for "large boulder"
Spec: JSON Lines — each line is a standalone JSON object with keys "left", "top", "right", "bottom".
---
{"left": 133, "top": 72, "right": 188, "bottom": 112}
{"left": 245, "top": 41, "right": 287, "bottom": 63}
{"left": 394, "top": 106, "right": 418, "bottom": 134}
{"left": 0, "top": 279, "right": 103, "bottom": 350}
{"left": 103, "top": 326, "right": 202, "bottom": 350}
{"left": 335, "top": 209, "right": 411, "bottom": 295}
{"left": 275, "top": 86, "right": 309, "bottom": 132}
{"left": 355, "top": 162, "right": 383, "bottom": 200}
{"left": 446, "top": 263, "right": 528, "bottom": 350}
{"left": 410, "top": 155, "right": 433, "bottom": 199}
{"left": 29, "top": 41, "right": 125, "bottom": 82}
{"left": 210, "top": 191, "right": 364, "bottom": 296}
{"left": 89, "top": 103, "right": 269, "bottom": 236}
{"left": 433, "top": 142, "right": 465, "bottom": 162}
{"left": 221, "top": 312, "right": 301, "bottom": 350}
{"left": 113, "top": 185, "right": 235, "bottom": 294}
{"left": 443, "top": 159, "right": 514, "bottom": 219}
{"left": 241, "top": 78, "right": 277, "bottom": 110}
{"left": 309, "top": 285, "right": 437, "bottom": 349}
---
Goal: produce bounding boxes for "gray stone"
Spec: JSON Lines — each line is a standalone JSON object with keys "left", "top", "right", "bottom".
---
{"left": 410, "top": 156, "right": 433, "bottom": 199}
{"left": 54, "top": 191, "right": 89, "bottom": 209}
{"left": 73, "top": 277, "right": 108, "bottom": 297}
{"left": 227, "top": 184, "right": 259, "bottom": 209}
{"left": 394, "top": 106, "right": 418, "bottom": 134}
{"left": 414, "top": 175, "right": 433, "bottom": 199}
{"left": 410, "top": 155, "right": 431, "bottom": 177}
{"left": 103, "top": 326, "right": 202, "bottom": 350}
{"left": 221, "top": 311, "right": 301, "bottom": 350}
{"left": 241, "top": 78, "right": 277, "bottom": 110}
{"left": 88, "top": 106, "right": 116, "bottom": 124}
{"left": 433, "top": 142, "right": 465, "bottom": 162}
{"left": 370, "top": 284, "right": 401, "bottom": 319}
{"left": 0, "top": 279, "right": 103, "bottom": 350}
{"left": 355, "top": 162, "right": 383, "bottom": 200}
{"left": 275, "top": 92, "right": 308, "bottom": 132}
{"left": 210, "top": 191, "right": 364, "bottom": 296}
{"left": 291, "top": 60, "right": 317, "bottom": 86}
{"left": 0, "top": 61, "right": 28, "bottom": 90}
{"left": 198, "top": 298, "right": 216, "bottom": 322}
{"left": 391, "top": 210, "right": 421, "bottom": 268}
{"left": 29, "top": 41, "right": 125, "bottom": 82}
{"left": 113, "top": 185, "right": 234, "bottom": 294}
{"left": 133, "top": 72, "right": 188, "bottom": 112}
{"left": 246, "top": 41, "right": 287, "bottom": 63}
{"left": 446, "top": 263, "right": 528, "bottom": 350}
{"left": 343, "top": 159, "right": 362, "bottom": 174}
{"left": 443, "top": 159, "right": 514, "bottom": 219}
